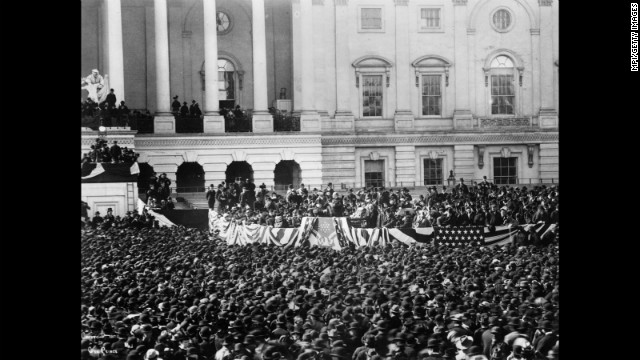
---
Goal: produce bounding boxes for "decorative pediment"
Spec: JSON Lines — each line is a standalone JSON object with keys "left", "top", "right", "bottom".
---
{"left": 412, "top": 55, "right": 452, "bottom": 69}
{"left": 352, "top": 55, "right": 394, "bottom": 69}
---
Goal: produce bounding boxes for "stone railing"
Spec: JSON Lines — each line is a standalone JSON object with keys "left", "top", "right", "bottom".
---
{"left": 478, "top": 117, "right": 532, "bottom": 128}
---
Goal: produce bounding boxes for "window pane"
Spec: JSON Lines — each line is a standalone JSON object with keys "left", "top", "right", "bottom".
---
{"left": 423, "top": 158, "right": 443, "bottom": 185}
{"left": 422, "top": 75, "right": 441, "bottom": 116}
{"left": 362, "top": 8, "right": 382, "bottom": 29}
{"left": 365, "top": 160, "right": 385, "bottom": 187}
{"left": 363, "top": 75, "right": 383, "bottom": 117}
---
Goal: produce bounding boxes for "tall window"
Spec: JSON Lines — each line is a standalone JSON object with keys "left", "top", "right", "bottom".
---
{"left": 361, "top": 8, "right": 382, "bottom": 30}
{"left": 218, "top": 59, "right": 235, "bottom": 108}
{"left": 490, "top": 55, "right": 515, "bottom": 115}
{"left": 493, "top": 157, "right": 517, "bottom": 184}
{"left": 422, "top": 75, "right": 442, "bottom": 116}
{"left": 362, "top": 75, "right": 383, "bottom": 117}
{"left": 364, "top": 160, "right": 384, "bottom": 188}
{"left": 423, "top": 159, "right": 443, "bottom": 185}
{"left": 420, "top": 8, "right": 441, "bottom": 30}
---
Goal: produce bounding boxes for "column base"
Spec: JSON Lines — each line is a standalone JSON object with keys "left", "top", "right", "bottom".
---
{"left": 203, "top": 114, "right": 225, "bottom": 133}
{"left": 154, "top": 113, "right": 176, "bottom": 134}
{"left": 394, "top": 110, "right": 415, "bottom": 131}
{"left": 333, "top": 111, "right": 355, "bottom": 131}
{"left": 252, "top": 111, "right": 274, "bottom": 133}
{"left": 453, "top": 109, "right": 474, "bottom": 129}
{"left": 539, "top": 108, "right": 558, "bottom": 128}
{"left": 300, "top": 111, "right": 321, "bottom": 132}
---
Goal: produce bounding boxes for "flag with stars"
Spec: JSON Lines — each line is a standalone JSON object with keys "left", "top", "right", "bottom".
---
{"left": 433, "top": 226, "right": 484, "bottom": 247}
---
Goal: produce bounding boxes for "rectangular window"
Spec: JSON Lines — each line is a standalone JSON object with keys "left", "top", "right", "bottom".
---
{"left": 422, "top": 75, "right": 442, "bottom": 116}
{"left": 361, "top": 8, "right": 382, "bottom": 30}
{"left": 491, "top": 74, "right": 514, "bottom": 114}
{"left": 493, "top": 157, "right": 517, "bottom": 185}
{"left": 420, "top": 8, "right": 441, "bottom": 29}
{"left": 362, "top": 75, "right": 383, "bottom": 117}
{"left": 364, "top": 160, "right": 384, "bottom": 188}
{"left": 423, "top": 158, "right": 443, "bottom": 185}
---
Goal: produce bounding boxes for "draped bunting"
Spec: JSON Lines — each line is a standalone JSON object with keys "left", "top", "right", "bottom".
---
{"left": 208, "top": 210, "right": 555, "bottom": 249}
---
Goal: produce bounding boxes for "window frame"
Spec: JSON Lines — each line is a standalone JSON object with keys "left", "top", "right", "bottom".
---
{"left": 490, "top": 7, "right": 515, "bottom": 33}
{"left": 357, "top": 5, "right": 385, "bottom": 33}
{"left": 361, "top": 74, "right": 384, "bottom": 118}
{"left": 417, "top": 5, "right": 444, "bottom": 33}
{"left": 364, "top": 159, "right": 385, "bottom": 188}
{"left": 490, "top": 71, "right": 515, "bottom": 115}
{"left": 423, "top": 158, "right": 444, "bottom": 186}
{"left": 483, "top": 52, "right": 524, "bottom": 118}
{"left": 492, "top": 157, "right": 518, "bottom": 185}
{"left": 420, "top": 73, "right": 444, "bottom": 117}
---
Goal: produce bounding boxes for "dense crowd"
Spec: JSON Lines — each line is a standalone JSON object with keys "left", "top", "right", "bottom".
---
{"left": 82, "top": 89, "right": 132, "bottom": 127}
{"left": 206, "top": 179, "right": 558, "bottom": 231}
{"left": 81, "top": 204, "right": 158, "bottom": 230}
{"left": 145, "top": 173, "right": 175, "bottom": 211}
{"left": 81, "top": 223, "right": 559, "bottom": 360}
{"left": 82, "top": 138, "right": 140, "bottom": 165}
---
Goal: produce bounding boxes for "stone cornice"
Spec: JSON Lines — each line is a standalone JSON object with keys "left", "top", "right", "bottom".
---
{"left": 134, "top": 135, "right": 323, "bottom": 148}
{"left": 321, "top": 132, "right": 558, "bottom": 146}
{"left": 452, "top": 0, "right": 468, "bottom": 6}
{"left": 538, "top": 0, "right": 552, "bottom": 6}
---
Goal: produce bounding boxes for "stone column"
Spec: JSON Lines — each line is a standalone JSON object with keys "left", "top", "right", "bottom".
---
{"left": 333, "top": 0, "right": 355, "bottom": 130}
{"left": 103, "top": 0, "right": 126, "bottom": 103}
{"left": 538, "top": 0, "right": 558, "bottom": 128}
{"left": 453, "top": 145, "right": 475, "bottom": 182}
{"left": 393, "top": 0, "right": 414, "bottom": 130}
{"left": 313, "top": 0, "right": 330, "bottom": 126}
{"left": 452, "top": 0, "right": 473, "bottom": 128}
{"left": 530, "top": 28, "right": 541, "bottom": 121}
{"left": 202, "top": 0, "right": 225, "bottom": 133}
{"left": 299, "top": 0, "right": 321, "bottom": 131}
{"left": 153, "top": 0, "right": 175, "bottom": 133}
{"left": 251, "top": 0, "right": 274, "bottom": 132}
{"left": 538, "top": 143, "right": 558, "bottom": 183}
{"left": 395, "top": 146, "right": 416, "bottom": 187}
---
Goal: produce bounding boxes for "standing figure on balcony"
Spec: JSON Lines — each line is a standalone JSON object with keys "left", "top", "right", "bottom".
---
{"left": 171, "top": 96, "right": 181, "bottom": 114}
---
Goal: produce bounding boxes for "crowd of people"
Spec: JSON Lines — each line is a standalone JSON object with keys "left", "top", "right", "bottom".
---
{"left": 81, "top": 204, "right": 158, "bottom": 230}
{"left": 205, "top": 178, "right": 559, "bottom": 233}
{"left": 145, "top": 173, "right": 176, "bottom": 211}
{"left": 82, "top": 89, "right": 132, "bottom": 127}
{"left": 82, "top": 138, "right": 140, "bottom": 165}
{"left": 81, "top": 220, "right": 559, "bottom": 360}
{"left": 172, "top": 96, "right": 203, "bottom": 118}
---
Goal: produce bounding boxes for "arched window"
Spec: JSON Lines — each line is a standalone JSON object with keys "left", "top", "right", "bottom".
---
{"left": 218, "top": 59, "right": 235, "bottom": 109}
{"left": 489, "top": 55, "right": 515, "bottom": 115}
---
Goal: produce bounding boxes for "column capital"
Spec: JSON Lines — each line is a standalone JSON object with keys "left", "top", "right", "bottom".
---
{"left": 530, "top": 28, "right": 540, "bottom": 35}
{"left": 335, "top": 0, "right": 348, "bottom": 5}
{"left": 312, "top": 0, "right": 324, "bottom": 5}
{"left": 452, "top": 0, "right": 468, "bottom": 5}
{"left": 394, "top": 0, "right": 409, "bottom": 6}
{"left": 466, "top": 28, "right": 476, "bottom": 35}
{"left": 539, "top": 0, "right": 553, "bottom": 6}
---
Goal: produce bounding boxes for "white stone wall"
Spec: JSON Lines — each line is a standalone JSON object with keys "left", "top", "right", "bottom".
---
{"left": 82, "top": 182, "right": 139, "bottom": 217}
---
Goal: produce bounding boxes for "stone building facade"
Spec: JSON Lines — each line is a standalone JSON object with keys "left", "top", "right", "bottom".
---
{"left": 81, "top": 0, "right": 559, "bottom": 191}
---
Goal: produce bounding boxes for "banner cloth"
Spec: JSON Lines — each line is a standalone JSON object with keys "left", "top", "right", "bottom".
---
{"left": 209, "top": 210, "right": 556, "bottom": 249}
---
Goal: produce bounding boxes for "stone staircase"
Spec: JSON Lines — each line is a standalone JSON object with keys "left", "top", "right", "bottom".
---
{"left": 174, "top": 192, "right": 209, "bottom": 210}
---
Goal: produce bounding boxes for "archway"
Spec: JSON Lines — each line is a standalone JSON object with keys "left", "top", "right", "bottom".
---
{"left": 176, "top": 162, "right": 205, "bottom": 193}
{"left": 274, "top": 160, "right": 302, "bottom": 191}
{"left": 225, "top": 161, "right": 254, "bottom": 185}
{"left": 137, "top": 163, "right": 155, "bottom": 193}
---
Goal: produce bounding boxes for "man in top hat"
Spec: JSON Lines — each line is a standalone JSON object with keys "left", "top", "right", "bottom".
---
{"left": 106, "top": 88, "right": 117, "bottom": 109}
{"left": 172, "top": 96, "right": 181, "bottom": 114}
{"left": 92, "top": 211, "right": 104, "bottom": 228}
{"left": 110, "top": 141, "right": 122, "bottom": 163}
{"left": 207, "top": 185, "right": 217, "bottom": 210}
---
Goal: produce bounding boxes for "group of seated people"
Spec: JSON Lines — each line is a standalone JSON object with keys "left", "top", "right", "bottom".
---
{"left": 81, "top": 204, "right": 157, "bottom": 230}
{"left": 206, "top": 178, "right": 559, "bottom": 232}
{"left": 145, "top": 173, "right": 175, "bottom": 211}
{"left": 82, "top": 138, "right": 139, "bottom": 165}
{"left": 81, "top": 221, "right": 559, "bottom": 360}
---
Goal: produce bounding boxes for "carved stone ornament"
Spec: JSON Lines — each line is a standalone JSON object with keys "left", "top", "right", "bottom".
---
{"left": 335, "top": 0, "right": 349, "bottom": 6}
{"left": 452, "top": 0, "right": 468, "bottom": 5}
{"left": 500, "top": 147, "right": 511, "bottom": 158}
{"left": 527, "top": 144, "right": 535, "bottom": 168}
{"left": 477, "top": 146, "right": 486, "bottom": 169}
{"left": 539, "top": 0, "right": 553, "bottom": 6}
{"left": 370, "top": 151, "right": 380, "bottom": 161}
{"left": 480, "top": 118, "right": 531, "bottom": 127}
{"left": 427, "top": 151, "right": 439, "bottom": 160}
{"left": 394, "top": 0, "right": 409, "bottom": 6}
